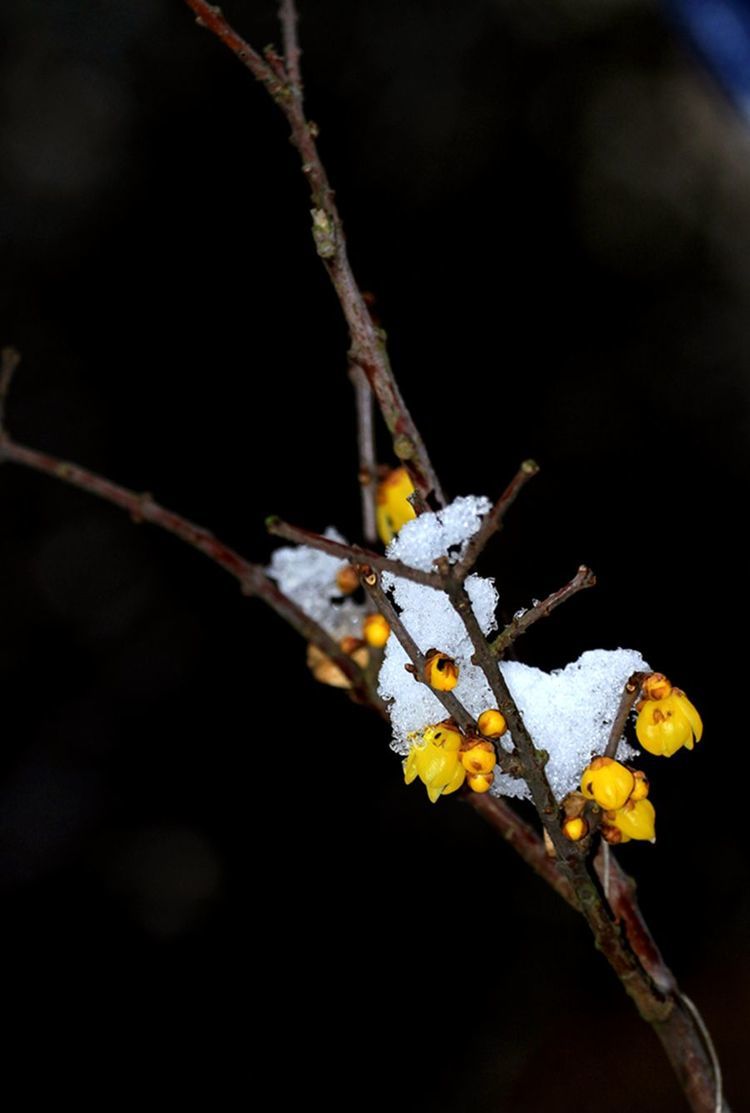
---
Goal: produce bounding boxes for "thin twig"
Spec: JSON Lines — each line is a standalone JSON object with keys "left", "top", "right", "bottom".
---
{"left": 453, "top": 459, "right": 539, "bottom": 580}
{"left": 182, "top": 1, "right": 282, "bottom": 93}
{"left": 407, "top": 488, "right": 430, "bottom": 516}
{"left": 490, "top": 565, "right": 597, "bottom": 658}
{"left": 0, "top": 346, "right": 21, "bottom": 429}
{"left": 357, "top": 567, "right": 519, "bottom": 776}
{"left": 584, "top": 671, "right": 649, "bottom": 843}
{"left": 442, "top": 573, "right": 565, "bottom": 840}
{"left": 349, "top": 364, "right": 377, "bottom": 543}
{"left": 183, "top": 0, "right": 444, "bottom": 504}
{"left": 278, "top": 0, "right": 302, "bottom": 93}
{"left": 594, "top": 844, "right": 675, "bottom": 995}
{"left": 679, "top": 994, "right": 723, "bottom": 1113}
{"left": 604, "top": 672, "right": 648, "bottom": 759}
{"left": 267, "top": 517, "right": 444, "bottom": 589}
{"left": 0, "top": 436, "right": 374, "bottom": 700}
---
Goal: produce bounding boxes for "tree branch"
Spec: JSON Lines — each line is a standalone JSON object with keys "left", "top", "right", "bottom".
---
{"left": 490, "top": 565, "right": 597, "bottom": 658}
{"left": 183, "top": 0, "right": 281, "bottom": 92}
{"left": 183, "top": 0, "right": 444, "bottom": 504}
{"left": 278, "top": 0, "right": 302, "bottom": 93}
{"left": 266, "top": 517, "right": 444, "bottom": 589}
{"left": 0, "top": 435, "right": 376, "bottom": 701}
{"left": 356, "top": 566, "right": 520, "bottom": 777}
{"left": 0, "top": 347, "right": 20, "bottom": 429}
{"left": 466, "top": 792, "right": 578, "bottom": 908}
{"left": 454, "top": 459, "right": 539, "bottom": 580}
{"left": 604, "top": 672, "right": 647, "bottom": 759}
{"left": 350, "top": 364, "right": 377, "bottom": 543}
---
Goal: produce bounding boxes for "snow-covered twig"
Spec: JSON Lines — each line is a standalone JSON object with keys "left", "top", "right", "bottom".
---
{"left": 357, "top": 566, "right": 520, "bottom": 777}
{"left": 266, "top": 518, "right": 444, "bottom": 589}
{"left": 438, "top": 564, "right": 574, "bottom": 852}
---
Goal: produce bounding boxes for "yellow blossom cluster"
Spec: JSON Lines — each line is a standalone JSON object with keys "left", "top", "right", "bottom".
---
{"left": 564, "top": 675, "right": 703, "bottom": 846}
{"left": 575, "top": 756, "right": 656, "bottom": 843}
{"left": 404, "top": 709, "right": 508, "bottom": 803}
{"left": 559, "top": 758, "right": 653, "bottom": 844}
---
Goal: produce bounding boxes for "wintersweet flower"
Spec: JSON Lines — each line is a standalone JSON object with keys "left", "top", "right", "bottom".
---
{"left": 404, "top": 721, "right": 466, "bottom": 803}
{"left": 580, "top": 757, "right": 635, "bottom": 810}
{"left": 636, "top": 688, "right": 703, "bottom": 757}
{"left": 603, "top": 798, "right": 656, "bottom": 843}
{"left": 375, "top": 466, "right": 416, "bottom": 544}
{"left": 424, "top": 649, "right": 459, "bottom": 692}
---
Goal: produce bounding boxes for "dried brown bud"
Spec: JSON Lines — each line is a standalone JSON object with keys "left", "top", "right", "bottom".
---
{"left": 643, "top": 673, "right": 672, "bottom": 701}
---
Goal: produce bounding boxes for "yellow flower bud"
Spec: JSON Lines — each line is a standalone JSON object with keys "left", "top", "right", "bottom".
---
{"left": 630, "top": 770, "right": 650, "bottom": 801}
{"left": 580, "top": 757, "right": 635, "bottom": 811}
{"left": 375, "top": 467, "right": 416, "bottom": 544}
{"left": 362, "top": 613, "right": 390, "bottom": 648}
{"left": 636, "top": 689, "right": 702, "bottom": 757}
{"left": 424, "top": 649, "right": 459, "bottom": 692}
{"left": 460, "top": 741, "right": 496, "bottom": 775}
{"left": 605, "top": 798, "right": 656, "bottom": 843}
{"left": 643, "top": 673, "right": 672, "bottom": 701}
{"left": 467, "top": 772, "right": 493, "bottom": 794}
{"left": 562, "top": 816, "right": 588, "bottom": 841}
{"left": 477, "top": 709, "right": 507, "bottom": 738}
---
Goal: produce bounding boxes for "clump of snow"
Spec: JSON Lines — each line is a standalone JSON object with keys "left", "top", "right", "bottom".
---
{"left": 380, "top": 495, "right": 506, "bottom": 773}
{"left": 498, "top": 648, "right": 650, "bottom": 800}
{"left": 267, "top": 528, "right": 366, "bottom": 640}
{"left": 378, "top": 496, "right": 650, "bottom": 801}
{"left": 384, "top": 494, "right": 492, "bottom": 573}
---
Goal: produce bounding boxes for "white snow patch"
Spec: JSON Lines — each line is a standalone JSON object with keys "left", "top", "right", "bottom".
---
{"left": 266, "top": 528, "right": 366, "bottom": 640}
{"left": 377, "top": 496, "right": 650, "bottom": 801}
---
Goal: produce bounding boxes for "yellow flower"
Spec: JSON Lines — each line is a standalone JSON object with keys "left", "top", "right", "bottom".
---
{"left": 580, "top": 757, "right": 635, "bottom": 811}
{"left": 424, "top": 649, "right": 459, "bottom": 692}
{"left": 460, "top": 741, "right": 496, "bottom": 776}
{"left": 376, "top": 467, "right": 416, "bottom": 544}
{"left": 630, "top": 770, "right": 650, "bottom": 801}
{"left": 636, "top": 689, "right": 703, "bottom": 757}
{"left": 466, "top": 772, "right": 493, "bottom": 794}
{"left": 404, "top": 720, "right": 465, "bottom": 803}
{"left": 604, "top": 798, "right": 656, "bottom": 843}
{"left": 562, "top": 816, "right": 588, "bottom": 841}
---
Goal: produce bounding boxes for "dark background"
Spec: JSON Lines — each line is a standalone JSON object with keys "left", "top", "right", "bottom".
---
{"left": 0, "top": 0, "right": 748, "bottom": 1107}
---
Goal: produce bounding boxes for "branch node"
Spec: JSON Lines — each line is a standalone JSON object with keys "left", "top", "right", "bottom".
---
{"left": 393, "top": 434, "right": 415, "bottom": 461}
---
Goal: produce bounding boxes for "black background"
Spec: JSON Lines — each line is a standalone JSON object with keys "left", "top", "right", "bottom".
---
{"left": 0, "top": 0, "right": 748, "bottom": 1107}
